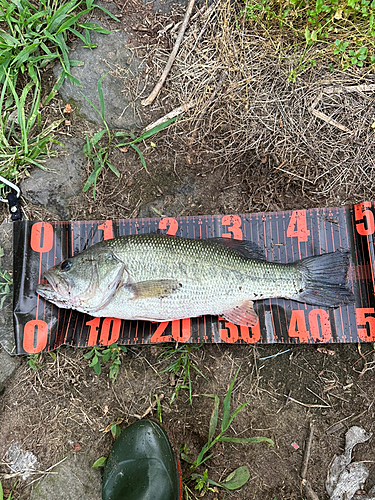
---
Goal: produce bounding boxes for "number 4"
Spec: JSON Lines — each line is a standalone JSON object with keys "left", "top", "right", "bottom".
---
{"left": 287, "top": 210, "right": 310, "bottom": 243}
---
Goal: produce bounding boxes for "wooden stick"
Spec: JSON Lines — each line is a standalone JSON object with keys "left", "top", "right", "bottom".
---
{"left": 301, "top": 422, "right": 321, "bottom": 500}
{"left": 301, "top": 422, "right": 315, "bottom": 480}
{"left": 143, "top": 102, "right": 195, "bottom": 133}
{"left": 141, "top": 0, "right": 196, "bottom": 106}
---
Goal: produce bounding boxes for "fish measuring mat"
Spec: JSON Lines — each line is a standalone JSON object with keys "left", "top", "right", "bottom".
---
{"left": 12, "top": 203, "right": 375, "bottom": 354}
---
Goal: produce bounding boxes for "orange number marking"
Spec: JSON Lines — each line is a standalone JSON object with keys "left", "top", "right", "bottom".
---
{"left": 219, "top": 318, "right": 239, "bottom": 343}
{"left": 286, "top": 211, "right": 310, "bottom": 243}
{"left": 100, "top": 317, "right": 121, "bottom": 345}
{"left": 159, "top": 218, "right": 178, "bottom": 235}
{"left": 354, "top": 202, "right": 375, "bottom": 236}
{"left": 151, "top": 322, "right": 172, "bottom": 342}
{"left": 23, "top": 320, "right": 48, "bottom": 353}
{"left": 172, "top": 318, "right": 191, "bottom": 342}
{"left": 221, "top": 215, "right": 243, "bottom": 240}
{"left": 309, "top": 309, "right": 332, "bottom": 342}
{"left": 239, "top": 323, "right": 261, "bottom": 343}
{"left": 30, "top": 222, "right": 54, "bottom": 253}
{"left": 356, "top": 308, "right": 375, "bottom": 341}
{"left": 288, "top": 310, "right": 309, "bottom": 342}
{"left": 86, "top": 317, "right": 101, "bottom": 346}
{"left": 98, "top": 220, "right": 114, "bottom": 240}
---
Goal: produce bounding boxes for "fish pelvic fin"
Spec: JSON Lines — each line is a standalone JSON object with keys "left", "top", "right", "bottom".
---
{"left": 296, "top": 251, "right": 354, "bottom": 307}
{"left": 126, "top": 279, "right": 182, "bottom": 300}
{"left": 221, "top": 300, "right": 259, "bottom": 327}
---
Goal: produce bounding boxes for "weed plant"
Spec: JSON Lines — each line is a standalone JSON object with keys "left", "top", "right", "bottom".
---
{"left": 83, "top": 343, "right": 127, "bottom": 382}
{"left": 158, "top": 344, "right": 206, "bottom": 405}
{"left": 0, "top": 76, "right": 62, "bottom": 183}
{"left": 243, "top": 0, "right": 375, "bottom": 75}
{"left": 182, "top": 367, "right": 274, "bottom": 497}
{"left": 82, "top": 74, "right": 179, "bottom": 197}
{"left": 0, "top": 0, "right": 117, "bottom": 93}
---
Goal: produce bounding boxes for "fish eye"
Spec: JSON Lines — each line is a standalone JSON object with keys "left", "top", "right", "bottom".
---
{"left": 61, "top": 259, "right": 72, "bottom": 271}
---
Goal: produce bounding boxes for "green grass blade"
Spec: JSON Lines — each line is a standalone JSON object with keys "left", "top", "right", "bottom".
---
{"left": 130, "top": 116, "right": 178, "bottom": 144}
{"left": 221, "top": 366, "right": 241, "bottom": 433}
{"left": 0, "top": 30, "right": 18, "bottom": 46}
{"left": 219, "top": 436, "right": 274, "bottom": 446}
{"left": 80, "top": 90, "right": 106, "bottom": 126}
{"left": 130, "top": 144, "right": 148, "bottom": 172}
{"left": 107, "top": 161, "right": 120, "bottom": 177}
{"left": 88, "top": 3, "right": 120, "bottom": 21}
{"left": 12, "top": 42, "right": 39, "bottom": 67}
{"left": 78, "top": 22, "right": 112, "bottom": 33}
{"left": 226, "top": 402, "right": 248, "bottom": 429}
{"left": 205, "top": 394, "right": 219, "bottom": 445}
{"left": 90, "top": 128, "right": 107, "bottom": 147}
{"left": 97, "top": 73, "right": 108, "bottom": 120}
{"left": 56, "top": 9, "right": 91, "bottom": 35}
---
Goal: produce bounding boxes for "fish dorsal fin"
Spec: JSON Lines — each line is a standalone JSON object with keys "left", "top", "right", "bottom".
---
{"left": 221, "top": 300, "right": 259, "bottom": 327}
{"left": 209, "top": 238, "right": 264, "bottom": 260}
{"left": 126, "top": 279, "right": 181, "bottom": 300}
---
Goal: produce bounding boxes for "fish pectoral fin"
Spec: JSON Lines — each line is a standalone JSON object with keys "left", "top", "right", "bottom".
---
{"left": 221, "top": 300, "right": 259, "bottom": 327}
{"left": 125, "top": 279, "right": 182, "bottom": 300}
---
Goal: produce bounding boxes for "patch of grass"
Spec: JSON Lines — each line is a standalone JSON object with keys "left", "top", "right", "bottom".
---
{"left": 82, "top": 74, "right": 179, "bottom": 197}
{"left": 158, "top": 344, "right": 206, "bottom": 405}
{"left": 182, "top": 367, "right": 273, "bottom": 497}
{"left": 243, "top": 0, "right": 375, "bottom": 74}
{"left": 26, "top": 353, "right": 44, "bottom": 370}
{"left": 0, "top": 0, "right": 117, "bottom": 92}
{"left": 0, "top": 75, "right": 62, "bottom": 185}
{"left": 83, "top": 343, "right": 127, "bottom": 382}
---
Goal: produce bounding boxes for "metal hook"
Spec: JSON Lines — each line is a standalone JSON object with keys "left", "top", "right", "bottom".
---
{"left": 0, "top": 175, "right": 21, "bottom": 202}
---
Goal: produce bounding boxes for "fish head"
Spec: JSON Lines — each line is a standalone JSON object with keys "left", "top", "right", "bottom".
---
{"left": 36, "top": 246, "right": 125, "bottom": 314}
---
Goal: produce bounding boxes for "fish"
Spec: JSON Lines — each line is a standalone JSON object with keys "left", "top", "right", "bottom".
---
{"left": 36, "top": 233, "right": 355, "bottom": 327}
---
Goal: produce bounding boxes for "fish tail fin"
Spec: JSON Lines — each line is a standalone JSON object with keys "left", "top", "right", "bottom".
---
{"left": 296, "top": 251, "right": 354, "bottom": 307}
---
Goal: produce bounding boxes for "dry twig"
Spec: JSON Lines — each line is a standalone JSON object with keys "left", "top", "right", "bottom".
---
{"left": 141, "top": 0, "right": 196, "bottom": 106}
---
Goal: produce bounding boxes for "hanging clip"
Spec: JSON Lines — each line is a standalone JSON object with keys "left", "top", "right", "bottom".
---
{"left": 0, "top": 175, "right": 22, "bottom": 221}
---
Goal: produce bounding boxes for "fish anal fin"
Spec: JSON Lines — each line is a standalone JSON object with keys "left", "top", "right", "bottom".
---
{"left": 221, "top": 300, "right": 259, "bottom": 327}
{"left": 126, "top": 279, "right": 181, "bottom": 300}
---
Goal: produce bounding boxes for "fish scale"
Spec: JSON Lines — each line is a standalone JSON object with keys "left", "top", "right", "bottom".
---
{"left": 36, "top": 233, "right": 354, "bottom": 327}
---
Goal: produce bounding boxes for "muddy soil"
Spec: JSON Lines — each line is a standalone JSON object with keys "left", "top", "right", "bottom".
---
{"left": 1, "top": 0, "right": 375, "bottom": 499}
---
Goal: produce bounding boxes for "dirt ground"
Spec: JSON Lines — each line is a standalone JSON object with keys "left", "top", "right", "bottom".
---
{"left": 1, "top": 0, "right": 375, "bottom": 499}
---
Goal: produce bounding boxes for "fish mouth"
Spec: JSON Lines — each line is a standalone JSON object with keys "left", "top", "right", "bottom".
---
{"left": 36, "top": 272, "right": 73, "bottom": 309}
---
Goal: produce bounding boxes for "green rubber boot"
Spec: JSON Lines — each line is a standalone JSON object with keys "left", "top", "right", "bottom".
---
{"left": 102, "top": 419, "right": 182, "bottom": 500}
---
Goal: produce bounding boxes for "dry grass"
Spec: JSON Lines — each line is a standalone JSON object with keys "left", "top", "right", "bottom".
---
{"left": 144, "top": 0, "right": 375, "bottom": 207}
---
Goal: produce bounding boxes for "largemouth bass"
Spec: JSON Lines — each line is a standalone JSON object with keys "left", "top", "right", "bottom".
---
{"left": 36, "top": 233, "right": 354, "bottom": 327}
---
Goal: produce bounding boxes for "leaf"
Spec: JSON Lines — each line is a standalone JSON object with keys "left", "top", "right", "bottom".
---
{"left": 111, "top": 423, "right": 121, "bottom": 439}
{"left": 130, "top": 144, "right": 148, "bottom": 172}
{"left": 219, "top": 436, "right": 274, "bottom": 446}
{"left": 221, "top": 366, "right": 241, "bottom": 432}
{"left": 222, "top": 465, "right": 250, "bottom": 490}
{"left": 206, "top": 394, "right": 219, "bottom": 445}
{"left": 90, "top": 128, "right": 107, "bottom": 147}
{"left": 130, "top": 116, "right": 178, "bottom": 144}
{"left": 107, "top": 161, "right": 120, "bottom": 177}
{"left": 92, "top": 456, "right": 107, "bottom": 468}
{"left": 97, "top": 73, "right": 108, "bottom": 120}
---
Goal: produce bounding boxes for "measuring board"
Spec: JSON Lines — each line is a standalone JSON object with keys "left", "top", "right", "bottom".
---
{"left": 12, "top": 202, "right": 375, "bottom": 354}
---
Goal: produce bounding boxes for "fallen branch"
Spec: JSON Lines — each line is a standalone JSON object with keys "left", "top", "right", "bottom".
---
{"left": 141, "top": 0, "right": 196, "bottom": 106}
{"left": 301, "top": 422, "right": 320, "bottom": 500}
{"left": 143, "top": 102, "right": 195, "bottom": 133}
